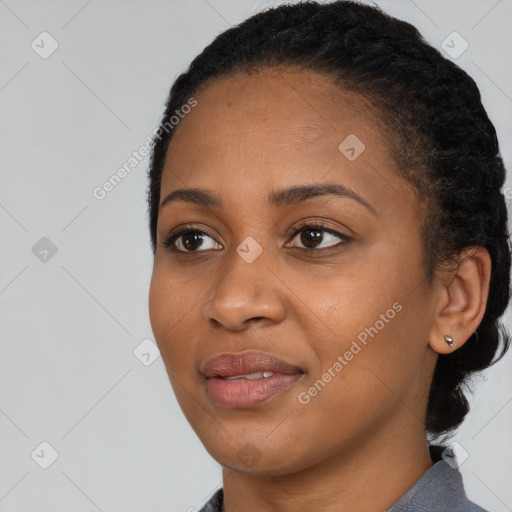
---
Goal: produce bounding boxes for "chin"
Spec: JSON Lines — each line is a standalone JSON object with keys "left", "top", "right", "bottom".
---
{"left": 201, "top": 436, "right": 318, "bottom": 477}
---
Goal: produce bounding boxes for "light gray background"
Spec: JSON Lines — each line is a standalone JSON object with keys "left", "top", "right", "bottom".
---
{"left": 1, "top": 0, "right": 511, "bottom": 511}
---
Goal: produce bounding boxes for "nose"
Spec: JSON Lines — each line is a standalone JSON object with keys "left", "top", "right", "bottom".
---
{"left": 203, "top": 252, "right": 287, "bottom": 332}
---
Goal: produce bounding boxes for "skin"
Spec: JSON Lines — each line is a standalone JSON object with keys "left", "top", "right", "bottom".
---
{"left": 148, "top": 68, "right": 490, "bottom": 512}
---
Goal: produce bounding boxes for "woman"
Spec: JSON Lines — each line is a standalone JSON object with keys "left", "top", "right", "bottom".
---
{"left": 146, "top": 1, "right": 510, "bottom": 510}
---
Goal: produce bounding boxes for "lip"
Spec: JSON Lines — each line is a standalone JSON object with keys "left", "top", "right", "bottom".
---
{"left": 201, "top": 351, "right": 304, "bottom": 378}
{"left": 201, "top": 351, "right": 305, "bottom": 409}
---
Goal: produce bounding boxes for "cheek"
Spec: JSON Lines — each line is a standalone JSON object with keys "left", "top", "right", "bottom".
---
{"left": 291, "top": 315, "right": 419, "bottom": 447}
{"left": 289, "top": 255, "right": 426, "bottom": 401}
{"left": 148, "top": 271, "right": 203, "bottom": 420}
{"left": 301, "top": 291, "right": 430, "bottom": 426}
{"left": 148, "top": 266, "right": 200, "bottom": 364}
{"left": 148, "top": 268, "right": 173, "bottom": 343}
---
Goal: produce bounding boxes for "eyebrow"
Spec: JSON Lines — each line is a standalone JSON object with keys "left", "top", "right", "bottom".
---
{"left": 159, "top": 183, "right": 376, "bottom": 215}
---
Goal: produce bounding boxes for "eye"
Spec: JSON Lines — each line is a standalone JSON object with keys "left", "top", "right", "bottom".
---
{"left": 285, "top": 221, "right": 352, "bottom": 251}
{"left": 161, "top": 221, "right": 352, "bottom": 254}
{"left": 161, "top": 227, "right": 222, "bottom": 252}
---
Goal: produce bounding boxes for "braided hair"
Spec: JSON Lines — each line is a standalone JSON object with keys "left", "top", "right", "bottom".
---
{"left": 146, "top": 0, "right": 511, "bottom": 436}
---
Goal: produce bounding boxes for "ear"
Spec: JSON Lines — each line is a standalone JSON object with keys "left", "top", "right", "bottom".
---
{"left": 429, "top": 246, "right": 491, "bottom": 354}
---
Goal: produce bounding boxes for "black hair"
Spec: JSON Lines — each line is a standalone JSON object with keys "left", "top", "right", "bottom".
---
{"left": 146, "top": 0, "right": 511, "bottom": 436}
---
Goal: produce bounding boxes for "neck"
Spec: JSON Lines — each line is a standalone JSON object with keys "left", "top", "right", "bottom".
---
{"left": 220, "top": 418, "right": 434, "bottom": 512}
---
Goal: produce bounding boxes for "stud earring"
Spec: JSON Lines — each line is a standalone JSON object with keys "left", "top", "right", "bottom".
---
{"left": 444, "top": 335, "right": 454, "bottom": 348}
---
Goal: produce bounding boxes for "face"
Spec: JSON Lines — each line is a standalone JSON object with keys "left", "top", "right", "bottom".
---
{"left": 149, "top": 68, "right": 440, "bottom": 475}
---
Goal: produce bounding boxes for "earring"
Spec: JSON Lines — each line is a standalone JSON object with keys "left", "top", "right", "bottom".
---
{"left": 444, "top": 335, "right": 454, "bottom": 348}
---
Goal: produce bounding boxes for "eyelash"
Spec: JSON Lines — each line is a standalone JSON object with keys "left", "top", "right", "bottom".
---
{"left": 161, "top": 221, "right": 352, "bottom": 254}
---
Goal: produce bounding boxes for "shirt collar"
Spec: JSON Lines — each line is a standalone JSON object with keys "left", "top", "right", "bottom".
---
{"left": 387, "top": 445, "right": 485, "bottom": 511}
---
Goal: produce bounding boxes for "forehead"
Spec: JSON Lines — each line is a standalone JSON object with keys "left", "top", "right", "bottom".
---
{"left": 168, "top": 67, "right": 382, "bottom": 149}
{"left": 166, "top": 68, "right": 389, "bottom": 172}
{"left": 160, "top": 68, "right": 407, "bottom": 215}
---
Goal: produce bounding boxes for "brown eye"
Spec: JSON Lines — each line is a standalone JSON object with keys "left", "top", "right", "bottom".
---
{"left": 287, "top": 224, "right": 351, "bottom": 250}
{"left": 162, "top": 228, "right": 222, "bottom": 252}
{"left": 298, "top": 228, "right": 324, "bottom": 249}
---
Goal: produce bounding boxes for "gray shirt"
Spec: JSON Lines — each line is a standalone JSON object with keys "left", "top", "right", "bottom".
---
{"left": 198, "top": 446, "right": 487, "bottom": 511}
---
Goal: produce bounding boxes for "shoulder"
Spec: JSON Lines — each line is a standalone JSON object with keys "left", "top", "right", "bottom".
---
{"left": 388, "top": 445, "right": 488, "bottom": 512}
{"left": 197, "top": 487, "right": 223, "bottom": 512}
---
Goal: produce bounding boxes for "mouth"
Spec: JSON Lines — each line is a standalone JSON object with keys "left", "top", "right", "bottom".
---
{"left": 221, "top": 371, "right": 275, "bottom": 381}
{"left": 201, "top": 351, "right": 305, "bottom": 408}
